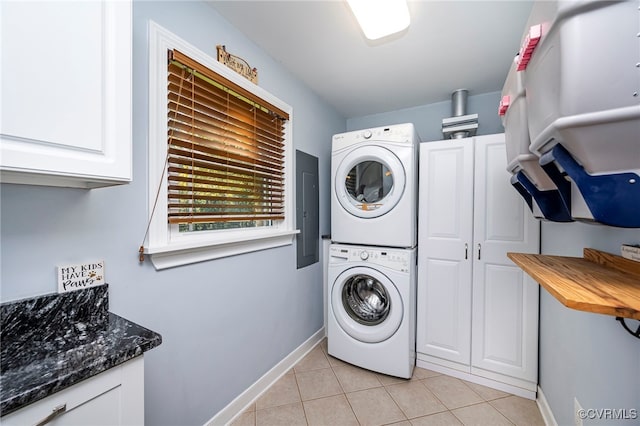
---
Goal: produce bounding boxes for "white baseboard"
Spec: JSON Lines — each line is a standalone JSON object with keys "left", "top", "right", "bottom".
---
{"left": 416, "top": 359, "right": 537, "bottom": 400}
{"left": 204, "top": 328, "right": 325, "bottom": 426}
{"left": 536, "top": 385, "right": 558, "bottom": 426}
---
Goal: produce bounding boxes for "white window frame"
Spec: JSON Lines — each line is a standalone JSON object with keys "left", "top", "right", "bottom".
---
{"left": 145, "top": 22, "right": 297, "bottom": 270}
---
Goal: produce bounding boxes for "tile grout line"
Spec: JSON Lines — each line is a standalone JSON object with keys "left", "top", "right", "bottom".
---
{"left": 410, "top": 376, "right": 455, "bottom": 417}
{"left": 260, "top": 339, "right": 531, "bottom": 426}
{"left": 330, "top": 368, "right": 366, "bottom": 425}
{"left": 250, "top": 367, "right": 525, "bottom": 425}
{"left": 323, "top": 343, "right": 363, "bottom": 425}
{"left": 380, "top": 382, "right": 411, "bottom": 423}
{"left": 486, "top": 397, "right": 524, "bottom": 426}
{"left": 328, "top": 350, "right": 441, "bottom": 424}
{"left": 325, "top": 342, "right": 447, "bottom": 425}
{"left": 447, "top": 400, "right": 518, "bottom": 426}
{"left": 455, "top": 378, "right": 521, "bottom": 424}
{"left": 323, "top": 344, "right": 369, "bottom": 425}
{"left": 292, "top": 365, "right": 310, "bottom": 426}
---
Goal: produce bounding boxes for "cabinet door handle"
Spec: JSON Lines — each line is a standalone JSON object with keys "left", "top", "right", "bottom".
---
{"left": 478, "top": 243, "right": 482, "bottom": 260}
{"left": 465, "top": 243, "right": 468, "bottom": 260}
{"left": 34, "top": 404, "right": 66, "bottom": 426}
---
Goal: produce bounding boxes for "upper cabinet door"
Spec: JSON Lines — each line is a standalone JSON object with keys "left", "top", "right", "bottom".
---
{"left": 0, "top": 1, "right": 132, "bottom": 188}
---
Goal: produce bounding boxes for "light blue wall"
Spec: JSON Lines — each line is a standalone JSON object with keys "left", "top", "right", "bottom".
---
{"left": 0, "top": 2, "right": 345, "bottom": 425}
{"left": 347, "top": 91, "right": 504, "bottom": 141}
{"left": 539, "top": 222, "right": 640, "bottom": 426}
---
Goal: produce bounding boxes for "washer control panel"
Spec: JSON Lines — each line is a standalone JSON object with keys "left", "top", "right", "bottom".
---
{"left": 330, "top": 245, "right": 412, "bottom": 272}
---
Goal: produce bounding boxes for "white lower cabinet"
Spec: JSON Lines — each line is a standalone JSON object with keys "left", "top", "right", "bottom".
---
{"left": 416, "top": 134, "right": 540, "bottom": 398}
{"left": 1, "top": 357, "right": 144, "bottom": 426}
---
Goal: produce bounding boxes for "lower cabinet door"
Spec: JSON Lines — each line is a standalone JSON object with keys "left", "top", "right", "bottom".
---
{"left": 1, "top": 357, "right": 144, "bottom": 426}
{"left": 470, "top": 270, "right": 539, "bottom": 388}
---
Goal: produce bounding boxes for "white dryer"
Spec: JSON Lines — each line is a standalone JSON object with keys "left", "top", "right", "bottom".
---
{"left": 331, "top": 123, "right": 419, "bottom": 248}
{"left": 327, "top": 243, "right": 416, "bottom": 379}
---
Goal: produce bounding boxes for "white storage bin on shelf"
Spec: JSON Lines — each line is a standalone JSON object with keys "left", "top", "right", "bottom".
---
{"left": 500, "top": 51, "right": 572, "bottom": 223}
{"left": 525, "top": 0, "right": 640, "bottom": 168}
{"left": 505, "top": 0, "right": 640, "bottom": 228}
{"left": 501, "top": 56, "right": 555, "bottom": 191}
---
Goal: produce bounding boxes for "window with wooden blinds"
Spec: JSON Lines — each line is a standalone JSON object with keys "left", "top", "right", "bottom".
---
{"left": 145, "top": 23, "right": 295, "bottom": 269}
{"left": 167, "top": 49, "right": 290, "bottom": 231}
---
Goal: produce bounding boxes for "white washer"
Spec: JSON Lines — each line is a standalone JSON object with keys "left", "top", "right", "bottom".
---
{"left": 327, "top": 243, "right": 416, "bottom": 379}
{"left": 331, "top": 123, "right": 419, "bottom": 248}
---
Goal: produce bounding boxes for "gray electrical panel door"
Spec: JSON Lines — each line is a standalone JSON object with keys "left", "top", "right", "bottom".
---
{"left": 296, "top": 150, "right": 319, "bottom": 269}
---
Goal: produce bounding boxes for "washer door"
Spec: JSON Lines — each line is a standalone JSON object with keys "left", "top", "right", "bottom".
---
{"left": 331, "top": 266, "right": 403, "bottom": 343}
{"left": 335, "top": 146, "right": 406, "bottom": 218}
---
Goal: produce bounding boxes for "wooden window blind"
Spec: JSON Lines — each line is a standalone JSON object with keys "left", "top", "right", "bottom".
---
{"left": 167, "top": 49, "right": 289, "bottom": 230}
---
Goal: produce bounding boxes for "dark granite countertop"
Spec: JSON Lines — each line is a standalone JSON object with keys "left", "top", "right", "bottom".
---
{"left": 0, "top": 285, "right": 162, "bottom": 416}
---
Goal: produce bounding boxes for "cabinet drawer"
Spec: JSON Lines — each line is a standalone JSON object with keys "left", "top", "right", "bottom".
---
{"left": 1, "top": 357, "right": 143, "bottom": 426}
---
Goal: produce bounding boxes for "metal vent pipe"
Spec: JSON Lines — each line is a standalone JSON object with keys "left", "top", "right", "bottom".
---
{"left": 451, "top": 89, "right": 469, "bottom": 117}
{"left": 441, "top": 88, "right": 478, "bottom": 139}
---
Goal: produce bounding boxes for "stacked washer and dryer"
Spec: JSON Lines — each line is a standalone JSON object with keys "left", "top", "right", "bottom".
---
{"left": 327, "top": 123, "right": 419, "bottom": 379}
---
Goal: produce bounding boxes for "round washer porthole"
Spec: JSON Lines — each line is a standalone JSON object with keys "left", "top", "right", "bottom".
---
{"left": 335, "top": 146, "right": 406, "bottom": 219}
{"left": 342, "top": 274, "right": 390, "bottom": 325}
{"left": 331, "top": 266, "right": 403, "bottom": 343}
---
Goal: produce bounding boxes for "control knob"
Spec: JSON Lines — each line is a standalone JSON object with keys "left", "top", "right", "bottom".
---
{"left": 360, "top": 250, "right": 369, "bottom": 260}
{"left": 362, "top": 130, "right": 372, "bottom": 139}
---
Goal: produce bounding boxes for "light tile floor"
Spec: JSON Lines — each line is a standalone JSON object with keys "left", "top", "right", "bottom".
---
{"left": 231, "top": 340, "right": 545, "bottom": 426}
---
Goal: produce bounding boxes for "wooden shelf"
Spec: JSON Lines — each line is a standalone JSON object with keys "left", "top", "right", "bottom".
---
{"left": 508, "top": 248, "right": 640, "bottom": 320}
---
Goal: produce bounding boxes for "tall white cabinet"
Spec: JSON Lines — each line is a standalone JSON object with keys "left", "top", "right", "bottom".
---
{"left": 0, "top": 1, "right": 132, "bottom": 188}
{"left": 416, "top": 134, "right": 540, "bottom": 398}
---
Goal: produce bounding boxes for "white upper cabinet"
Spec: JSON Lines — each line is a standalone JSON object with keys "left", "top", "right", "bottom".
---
{"left": 0, "top": 0, "right": 132, "bottom": 188}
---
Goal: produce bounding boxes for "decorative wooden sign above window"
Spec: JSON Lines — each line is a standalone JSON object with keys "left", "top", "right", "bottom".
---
{"left": 216, "top": 45, "right": 258, "bottom": 84}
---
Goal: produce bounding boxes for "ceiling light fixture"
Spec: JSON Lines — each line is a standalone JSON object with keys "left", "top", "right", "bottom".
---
{"left": 346, "top": 0, "right": 410, "bottom": 40}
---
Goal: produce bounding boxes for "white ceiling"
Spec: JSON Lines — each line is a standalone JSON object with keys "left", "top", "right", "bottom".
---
{"left": 209, "top": 0, "right": 534, "bottom": 118}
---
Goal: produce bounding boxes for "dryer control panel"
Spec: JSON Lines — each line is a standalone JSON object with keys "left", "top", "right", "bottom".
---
{"left": 329, "top": 245, "right": 412, "bottom": 273}
{"left": 332, "top": 123, "right": 417, "bottom": 151}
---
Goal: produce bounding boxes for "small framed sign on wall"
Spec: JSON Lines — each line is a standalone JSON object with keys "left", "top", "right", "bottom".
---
{"left": 57, "top": 261, "right": 105, "bottom": 293}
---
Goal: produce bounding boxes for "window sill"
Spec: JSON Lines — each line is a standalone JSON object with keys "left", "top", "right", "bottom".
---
{"left": 146, "top": 230, "right": 299, "bottom": 270}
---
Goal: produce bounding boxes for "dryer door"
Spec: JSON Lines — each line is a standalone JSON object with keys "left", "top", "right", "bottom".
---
{"left": 335, "top": 146, "right": 406, "bottom": 218}
{"left": 331, "top": 266, "right": 403, "bottom": 343}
